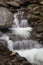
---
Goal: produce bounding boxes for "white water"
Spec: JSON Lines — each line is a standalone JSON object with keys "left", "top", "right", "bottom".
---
{"left": 13, "top": 40, "right": 42, "bottom": 50}
{"left": 15, "top": 48, "right": 43, "bottom": 65}
{"left": 0, "top": 11, "right": 43, "bottom": 65}
{"left": 20, "top": 19, "right": 29, "bottom": 27}
{"left": 10, "top": 11, "right": 32, "bottom": 38}
{"left": 10, "top": 11, "right": 43, "bottom": 65}
{"left": 10, "top": 27, "right": 32, "bottom": 38}
{"left": 0, "top": 34, "right": 43, "bottom": 65}
{"left": 13, "top": 13, "right": 20, "bottom": 27}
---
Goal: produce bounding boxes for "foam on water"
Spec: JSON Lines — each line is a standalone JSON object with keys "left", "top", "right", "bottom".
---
{"left": 15, "top": 48, "right": 43, "bottom": 65}
{"left": 10, "top": 27, "right": 32, "bottom": 38}
{"left": 13, "top": 40, "right": 42, "bottom": 50}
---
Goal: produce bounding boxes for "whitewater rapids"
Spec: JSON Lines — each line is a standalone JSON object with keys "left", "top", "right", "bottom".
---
{"left": 10, "top": 27, "right": 32, "bottom": 38}
{"left": 15, "top": 48, "right": 43, "bottom": 65}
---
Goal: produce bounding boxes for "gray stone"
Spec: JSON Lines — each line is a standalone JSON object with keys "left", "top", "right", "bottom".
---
{"left": 0, "top": 7, "right": 14, "bottom": 29}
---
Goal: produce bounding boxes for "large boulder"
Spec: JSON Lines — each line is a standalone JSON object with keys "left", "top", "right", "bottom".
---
{"left": 0, "top": 7, "right": 14, "bottom": 29}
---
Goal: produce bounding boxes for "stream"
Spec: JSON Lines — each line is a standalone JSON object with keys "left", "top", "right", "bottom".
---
{"left": 0, "top": 11, "right": 43, "bottom": 65}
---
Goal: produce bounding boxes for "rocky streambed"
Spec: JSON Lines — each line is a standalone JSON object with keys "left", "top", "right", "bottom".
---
{"left": 0, "top": 0, "right": 43, "bottom": 42}
{"left": 0, "top": 0, "right": 43, "bottom": 65}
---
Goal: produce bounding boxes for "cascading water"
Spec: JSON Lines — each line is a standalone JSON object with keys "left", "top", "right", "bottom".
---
{"left": 15, "top": 48, "right": 43, "bottom": 65}
{"left": 9, "top": 11, "right": 33, "bottom": 39}
{"left": 0, "top": 11, "right": 43, "bottom": 65}
{"left": 0, "top": 34, "right": 14, "bottom": 51}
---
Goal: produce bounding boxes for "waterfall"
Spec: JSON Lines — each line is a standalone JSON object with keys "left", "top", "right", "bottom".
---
{"left": 10, "top": 11, "right": 32, "bottom": 38}
{"left": 0, "top": 11, "right": 43, "bottom": 65}
{"left": 13, "top": 40, "right": 42, "bottom": 50}
{"left": 0, "top": 11, "right": 42, "bottom": 51}
{"left": 20, "top": 19, "right": 29, "bottom": 27}
{"left": 13, "top": 13, "right": 20, "bottom": 27}
{"left": 10, "top": 27, "right": 32, "bottom": 38}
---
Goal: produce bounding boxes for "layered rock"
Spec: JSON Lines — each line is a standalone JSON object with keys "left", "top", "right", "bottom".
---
{"left": 25, "top": 3, "right": 43, "bottom": 42}
{"left": 0, "top": 0, "right": 43, "bottom": 5}
{"left": 0, "top": 0, "right": 43, "bottom": 13}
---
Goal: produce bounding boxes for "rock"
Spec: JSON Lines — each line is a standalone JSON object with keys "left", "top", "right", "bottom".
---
{"left": 6, "top": 1, "right": 20, "bottom": 13}
{"left": 0, "top": 31, "right": 3, "bottom": 37}
{"left": 0, "top": 7, "right": 14, "bottom": 29}
{"left": 40, "top": 1, "right": 43, "bottom": 5}
{"left": 26, "top": 4, "right": 43, "bottom": 26}
{"left": 0, "top": 2, "right": 8, "bottom": 7}
{"left": 27, "top": 0, "right": 43, "bottom": 3}
{"left": 6, "top": 1, "right": 20, "bottom": 7}
{"left": 0, "top": 0, "right": 43, "bottom": 7}
{"left": 26, "top": 3, "right": 43, "bottom": 43}
{"left": 0, "top": 39, "right": 8, "bottom": 48}
{"left": 0, "top": 40, "right": 32, "bottom": 65}
{"left": 14, "top": 0, "right": 29, "bottom": 6}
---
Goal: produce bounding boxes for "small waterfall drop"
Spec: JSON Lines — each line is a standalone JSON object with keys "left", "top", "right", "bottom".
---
{"left": 1, "top": 11, "right": 42, "bottom": 51}
{"left": 13, "top": 13, "right": 20, "bottom": 27}
{"left": 10, "top": 11, "right": 32, "bottom": 39}
{"left": 13, "top": 40, "right": 42, "bottom": 50}
{"left": 20, "top": 19, "right": 29, "bottom": 27}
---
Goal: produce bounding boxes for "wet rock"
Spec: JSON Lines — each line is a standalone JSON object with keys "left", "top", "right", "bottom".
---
{"left": 0, "top": 40, "right": 32, "bottom": 65}
{"left": 0, "top": 39, "right": 8, "bottom": 48}
{"left": 6, "top": 1, "right": 20, "bottom": 13}
{"left": 0, "top": 7, "right": 14, "bottom": 29}
{"left": 0, "top": 31, "right": 3, "bottom": 37}
{"left": 9, "top": 34, "right": 29, "bottom": 42}
{"left": 0, "top": 2, "right": 8, "bottom": 8}
{"left": 32, "top": 28, "right": 43, "bottom": 44}
{"left": 40, "top": 1, "right": 43, "bottom": 5}
{"left": 0, "top": 0, "right": 43, "bottom": 7}
{"left": 14, "top": 0, "right": 43, "bottom": 6}
{"left": 27, "top": 4, "right": 43, "bottom": 19}
{"left": 6, "top": 1, "right": 20, "bottom": 7}
{"left": 26, "top": 3, "right": 43, "bottom": 43}
{"left": 14, "top": 0, "right": 29, "bottom": 6}
{"left": 27, "top": 0, "right": 43, "bottom": 4}
{"left": 26, "top": 4, "right": 43, "bottom": 26}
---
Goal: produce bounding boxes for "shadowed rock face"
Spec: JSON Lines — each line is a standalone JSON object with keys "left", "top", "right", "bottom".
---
{"left": 0, "top": 0, "right": 43, "bottom": 8}
{"left": 0, "top": 7, "right": 14, "bottom": 29}
{"left": 0, "top": 40, "right": 32, "bottom": 65}
{"left": 26, "top": 3, "right": 43, "bottom": 43}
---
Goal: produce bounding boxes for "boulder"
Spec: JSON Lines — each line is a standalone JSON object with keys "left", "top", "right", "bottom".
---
{"left": 6, "top": 1, "right": 20, "bottom": 7}
{"left": 0, "top": 7, "right": 14, "bottom": 29}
